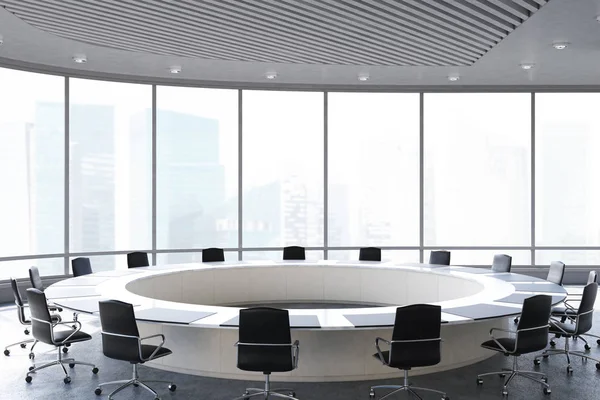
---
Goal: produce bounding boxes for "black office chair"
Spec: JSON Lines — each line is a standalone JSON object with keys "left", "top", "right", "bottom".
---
{"left": 28, "top": 266, "right": 62, "bottom": 313}
{"left": 283, "top": 246, "right": 305, "bottom": 261}
{"left": 429, "top": 250, "right": 451, "bottom": 266}
{"left": 477, "top": 295, "right": 552, "bottom": 396}
{"left": 491, "top": 254, "right": 512, "bottom": 273}
{"left": 127, "top": 251, "right": 150, "bottom": 268}
{"left": 514, "top": 261, "right": 566, "bottom": 324}
{"left": 233, "top": 307, "right": 299, "bottom": 400}
{"left": 203, "top": 247, "right": 225, "bottom": 262}
{"left": 535, "top": 283, "right": 600, "bottom": 373}
{"left": 370, "top": 304, "right": 449, "bottom": 400}
{"left": 95, "top": 300, "right": 176, "bottom": 399}
{"left": 24, "top": 288, "right": 98, "bottom": 384}
{"left": 359, "top": 247, "right": 382, "bottom": 262}
{"left": 72, "top": 257, "right": 93, "bottom": 277}
{"left": 4, "top": 278, "right": 61, "bottom": 358}
{"left": 550, "top": 270, "right": 597, "bottom": 327}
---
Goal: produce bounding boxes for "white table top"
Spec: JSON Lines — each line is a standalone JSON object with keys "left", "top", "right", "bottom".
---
{"left": 46, "top": 261, "right": 567, "bottom": 330}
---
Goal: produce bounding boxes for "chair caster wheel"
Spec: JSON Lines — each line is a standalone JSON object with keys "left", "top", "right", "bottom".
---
{"left": 595, "top": 363, "right": 600, "bottom": 370}
{"left": 4, "top": 350, "right": 9, "bottom": 356}
{"left": 499, "top": 373, "right": 506, "bottom": 378}
{"left": 25, "top": 376, "right": 32, "bottom": 383}
{"left": 20, "top": 343, "right": 27, "bottom": 349}
{"left": 92, "top": 367, "right": 99, "bottom": 374}
{"left": 542, "top": 377, "right": 548, "bottom": 383}
{"left": 134, "top": 383, "right": 139, "bottom": 387}
{"left": 62, "top": 347, "right": 69, "bottom": 353}
{"left": 597, "top": 339, "right": 600, "bottom": 346}
{"left": 534, "top": 359, "right": 541, "bottom": 366}
{"left": 154, "top": 397, "right": 160, "bottom": 400}
{"left": 28, "top": 366, "right": 35, "bottom": 371}
{"left": 95, "top": 388, "right": 102, "bottom": 395}
{"left": 476, "top": 378, "right": 483, "bottom": 385}
{"left": 369, "top": 390, "right": 375, "bottom": 399}
{"left": 543, "top": 388, "right": 551, "bottom": 395}
{"left": 64, "top": 377, "right": 71, "bottom": 384}
{"left": 168, "top": 384, "right": 176, "bottom": 392}
{"left": 543, "top": 355, "right": 549, "bottom": 359}
{"left": 567, "top": 366, "right": 573, "bottom": 374}
{"left": 585, "top": 344, "right": 591, "bottom": 351}
{"left": 24, "top": 329, "right": 30, "bottom": 335}
{"left": 513, "top": 317, "right": 519, "bottom": 324}
{"left": 291, "top": 392, "right": 296, "bottom": 398}
{"left": 550, "top": 340, "right": 556, "bottom": 347}
{"left": 442, "top": 397, "right": 450, "bottom": 400}
{"left": 502, "top": 390, "right": 508, "bottom": 396}
{"left": 69, "top": 363, "right": 75, "bottom": 368}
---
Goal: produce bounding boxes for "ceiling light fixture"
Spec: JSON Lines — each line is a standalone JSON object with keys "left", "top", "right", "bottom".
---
{"left": 358, "top": 72, "right": 370, "bottom": 82}
{"left": 552, "top": 42, "right": 569, "bottom": 50}
{"left": 265, "top": 71, "right": 277, "bottom": 80}
{"left": 448, "top": 75, "right": 460, "bottom": 82}
{"left": 72, "top": 54, "right": 87, "bottom": 64}
{"left": 520, "top": 63, "right": 535, "bottom": 70}
{"left": 169, "top": 65, "right": 182, "bottom": 74}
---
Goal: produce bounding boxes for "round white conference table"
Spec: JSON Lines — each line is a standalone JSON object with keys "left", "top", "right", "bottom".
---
{"left": 45, "top": 261, "right": 567, "bottom": 382}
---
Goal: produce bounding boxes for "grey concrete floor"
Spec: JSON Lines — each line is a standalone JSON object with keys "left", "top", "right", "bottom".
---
{"left": 1, "top": 288, "right": 599, "bottom": 400}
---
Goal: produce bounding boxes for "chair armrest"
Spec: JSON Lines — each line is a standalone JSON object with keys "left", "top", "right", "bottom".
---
{"left": 488, "top": 328, "right": 514, "bottom": 353}
{"left": 139, "top": 334, "right": 166, "bottom": 362}
{"left": 375, "top": 337, "right": 391, "bottom": 365}
{"left": 562, "top": 300, "right": 578, "bottom": 311}
{"left": 53, "top": 320, "right": 82, "bottom": 345}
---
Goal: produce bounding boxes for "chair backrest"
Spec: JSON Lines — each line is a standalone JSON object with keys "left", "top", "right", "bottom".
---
{"left": 491, "top": 254, "right": 512, "bottom": 273}
{"left": 202, "top": 247, "right": 225, "bottom": 262}
{"left": 98, "top": 300, "right": 142, "bottom": 363}
{"left": 29, "top": 266, "right": 44, "bottom": 291}
{"left": 359, "top": 247, "right": 381, "bottom": 262}
{"left": 515, "top": 295, "right": 552, "bottom": 354}
{"left": 587, "top": 270, "right": 598, "bottom": 284}
{"left": 127, "top": 252, "right": 149, "bottom": 268}
{"left": 429, "top": 250, "right": 451, "bottom": 266}
{"left": 283, "top": 246, "right": 305, "bottom": 261}
{"left": 72, "top": 257, "right": 93, "bottom": 277}
{"left": 25, "top": 288, "right": 54, "bottom": 345}
{"left": 237, "top": 307, "right": 294, "bottom": 373}
{"left": 10, "top": 278, "right": 27, "bottom": 324}
{"left": 546, "top": 261, "right": 565, "bottom": 285}
{"left": 575, "top": 283, "right": 598, "bottom": 335}
{"left": 389, "top": 304, "right": 441, "bottom": 368}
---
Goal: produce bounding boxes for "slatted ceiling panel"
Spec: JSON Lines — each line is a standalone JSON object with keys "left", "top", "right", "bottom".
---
{"left": 1, "top": 0, "right": 550, "bottom": 67}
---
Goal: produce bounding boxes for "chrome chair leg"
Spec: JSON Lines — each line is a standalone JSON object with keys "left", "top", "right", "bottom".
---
{"left": 478, "top": 356, "right": 550, "bottom": 395}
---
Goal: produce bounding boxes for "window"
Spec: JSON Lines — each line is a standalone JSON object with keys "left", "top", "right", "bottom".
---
{"left": 157, "top": 87, "right": 238, "bottom": 250}
{"left": 536, "top": 94, "right": 600, "bottom": 246}
{"left": 424, "top": 94, "right": 531, "bottom": 246}
{"left": 73, "top": 254, "right": 128, "bottom": 273}
{"left": 536, "top": 250, "right": 600, "bottom": 266}
{"left": 425, "top": 250, "right": 531, "bottom": 266}
{"left": 242, "top": 91, "right": 324, "bottom": 247}
{"left": 0, "top": 68, "right": 64, "bottom": 274}
{"left": 328, "top": 93, "right": 420, "bottom": 246}
{"left": 157, "top": 251, "right": 238, "bottom": 265}
{"left": 69, "top": 79, "right": 152, "bottom": 253}
{"left": 0, "top": 258, "right": 64, "bottom": 281}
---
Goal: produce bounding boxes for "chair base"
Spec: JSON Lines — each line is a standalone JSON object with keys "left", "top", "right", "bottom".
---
{"left": 4, "top": 338, "right": 36, "bottom": 357}
{"left": 478, "top": 356, "right": 550, "bottom": 396}
{"left": 26, "top": 345, "right": 97, "bottom": 383}
{"left": 233, "top": 374, "right": 297, "bottom": 400}
{"left": 536, "top": 336, "right": 600, "bottom": 373}
{"left": 370, "top": 370, "right": 448, "bottom": 400}
{"left": 95, "top": 363, "right": 176, "bottom": 400}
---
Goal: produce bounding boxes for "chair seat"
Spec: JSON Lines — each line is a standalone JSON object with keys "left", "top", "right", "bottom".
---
{"left": 140, "top": 345, "right": 172, "bottom": 363}
{"left": 481, "top": 338, "right": 517, "bottom": 355}
{"left": 53, "top": 329, "right": 92, "bottom": 344}
{"left": 549, "top": 321, "right": 577, "bottom": 336}
{"left": 551, "top": 305, "right": 577, "bottom": 317}
{"left": 372, "top": 351, "right": 421, "bottom": 370}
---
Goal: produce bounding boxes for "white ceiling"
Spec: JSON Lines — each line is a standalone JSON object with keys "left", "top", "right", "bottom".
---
{"left": 0, "top": 0, "right": 599, "bottom": 88}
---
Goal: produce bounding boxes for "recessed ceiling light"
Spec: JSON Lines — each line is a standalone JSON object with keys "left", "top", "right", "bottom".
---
{"left": 448, "top": 75, "right": 460, "bottom": 82}
{"left": 552, "top": 42, "right": 569, "bottom": 50}
{"left": 520, "top": 63, "right": 535, "bottom": 70}
{"left": 265, "top": 71, "right": 277, "bottom": 80}
{"left": 358, "top": 72, "right": 370, "bottom": 82}
{"left": 72, "top": 54, "right": 87, "bottom": 64}
{"left": 169, "top": 65, "right": 182, "bottom": 74}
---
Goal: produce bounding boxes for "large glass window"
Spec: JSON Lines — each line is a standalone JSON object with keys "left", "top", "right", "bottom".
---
{"left": 69, "top": 79, "right": 152, "bottom": 253}
{"left": 424, "top": 93, "right": 531, "bottom": 247}
{"left": 157, "top": 87, "right": 238, "bottom": 259}
{"left": 0, "top": 68, "right": 64, "bottom": 277}
{"left": 242, "top": 91, "right": 324, "bottom": 248}
{"left": 328, "top": 93, "right": 420, "bottom": 246}
{"left": 536, "top": 94, "right": 600, "bottom": 247}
